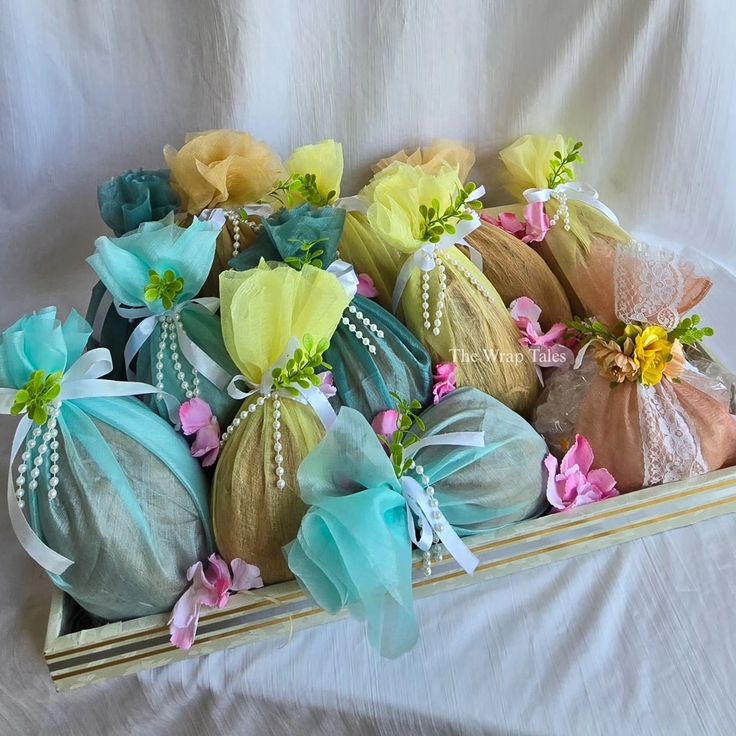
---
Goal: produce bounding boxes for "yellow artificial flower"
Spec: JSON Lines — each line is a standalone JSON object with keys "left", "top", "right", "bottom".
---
{"left": 286, "top": 139, "right": 343, "bottom": 205}
{"left": 163, "top": 130, "right": 284, "bottom": 214}
{"left": 499, "top": 134, "right": 567, "bottom": 201}
{"left": 635, "top": 326, "right": 673, "bottom": 387}
{"left": 363, "top": 162, "right": 464, "bottom": 254}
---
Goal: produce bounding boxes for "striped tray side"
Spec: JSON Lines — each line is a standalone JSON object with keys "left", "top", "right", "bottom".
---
{"left": 44, "top": 465, "right": 736, "bottom": 691}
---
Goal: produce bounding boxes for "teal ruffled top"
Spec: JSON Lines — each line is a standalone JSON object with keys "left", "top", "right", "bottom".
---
{"left": 230, "top": 205, "right": 433, "bottom": 420}
{"left": 0, "top": 308, "right": 214, "bottom": 620}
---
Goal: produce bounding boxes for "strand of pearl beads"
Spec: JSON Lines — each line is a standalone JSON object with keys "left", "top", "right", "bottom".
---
{"left": 156, "top": 316, "right": 200, "bottom": 400}
{"left": 407, "top": 458, "right": 442, "bottom": 577}
{"left": 549, "top": 191, "right": 571, "bottom": 231}
{"left": 341, "top": 305, "right": 382, "bottom": 354}
{"left": 15, "top": 400, "right": 61, "bottom": 508}
{"left": 445, "top": 254, "right": 499, "bottom": 307}
{"left": 226, "top": 210, "right": 262, "bottom": 259}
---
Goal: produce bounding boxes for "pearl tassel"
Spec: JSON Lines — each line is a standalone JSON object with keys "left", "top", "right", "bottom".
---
{"left": 549, "top": 191, "right": 571, "bottom": 231}
{"left": 15, "top": 401, "right": 62, "bottom": 507}
{"left": 156, "top": 316, "right": 200, "bottom": 400}
{"left": 445, "top": 254, "right": 499, "bottom": 307}
{"left": 341, "top": 305, "right": 383, "bottom": 354}
{"left": 226, "top": 209, "right": 262, "bottom": 258}
{"left": 407, "top": 459, "right": 442, "bottom": 577}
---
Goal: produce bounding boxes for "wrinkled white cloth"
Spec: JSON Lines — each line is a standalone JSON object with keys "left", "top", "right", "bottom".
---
{"left": 2, "top": 0, "right": 736, "bottom": 733}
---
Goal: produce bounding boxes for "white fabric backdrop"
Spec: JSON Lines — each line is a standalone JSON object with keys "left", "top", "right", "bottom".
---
{"left": 2, "top": 0, "right": 736, "bottom": 733}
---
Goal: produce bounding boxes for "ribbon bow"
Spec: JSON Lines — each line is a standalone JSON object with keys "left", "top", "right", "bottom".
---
{"left": 0, "top": 348, "right": 179, "bottom": 575}
{"left": 391, "top": 186, "right": 486, "bottom": 314}
{"left": 522, "top": 181, "right": 619, "bottom": 225}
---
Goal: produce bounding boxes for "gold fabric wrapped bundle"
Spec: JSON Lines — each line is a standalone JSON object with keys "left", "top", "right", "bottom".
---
{"left": 374, "top": 141, "right": 571, "bottom": 329}
{"left": 492, "top": 134, "right": 632, "bottom": 317}
{"left": 212, "top": 262, "right": 351, "bottom": 584}
{"left": 340, "top": 161, "right": 539, "bottom": 415}
{"left": 164, "top": 130, "right": 285, "bottom": 293}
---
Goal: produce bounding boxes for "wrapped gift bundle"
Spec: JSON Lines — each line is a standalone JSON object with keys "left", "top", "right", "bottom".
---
{"left": 3, "top": 128, "right": 735, "bottom": 689}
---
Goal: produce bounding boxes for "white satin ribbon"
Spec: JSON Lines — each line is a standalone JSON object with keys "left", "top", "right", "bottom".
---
{"left": 325, "top": 260, "right": 359, "bottom": 299}
{"left": 334, "top": 195, "right": 369, "bottom": 214}
{"left": 391, "top": 187, "right": 485, "bottom": 314}
{"left": 199, "top": 203, "right": 274, "bottom": 227}
{"left": 91, "top": 288, "right": 114, "bottom": 345}
{"left": 118, "top": 297, "right": 231, "bottom": 391}
{"left": 523, "top": 182, "right": 620, "bottom": 225}
{"left": 0, "top": 348, "right": 179, "bottom": 575}
{"left": 226, "top": 338, "right": 337, "bottom": 431}
{"left": 397, "top": 429, "right": 485, "bottom": 575}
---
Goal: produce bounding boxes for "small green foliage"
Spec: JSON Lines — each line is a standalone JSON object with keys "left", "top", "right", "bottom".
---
{"left": 547, "top": 139, "right": 584, "bottom": 189}
{"left": 566, "top": 316, "right": 615, "bottom": 344}
{"left": 378, "top": 393, "right": 426, "bottom": 479}
{"left": 271, "top": 334, "right": 332, "bottom": 397}
{"left": 668, "top": 314, "right": 714, "bottom": 345}
{"left": 11, "top": 370, "right": 63, "bottom": 425}
{"left": 418, "top": 182, "right": 482, "bottom": 244}
{"left": 262, "top": 173, "right": 337, "bottom": 208}
{"left": 144, "top": 269, "right": 184, "bottom": 310}
{"left": 283, "top": 238, "right": 328, "bottom": 271}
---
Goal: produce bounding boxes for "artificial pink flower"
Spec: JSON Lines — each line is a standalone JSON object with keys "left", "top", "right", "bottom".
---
{"left": 481, "top": 211, "right": 526, "bottom": 238}
{"left": 356, "top": 273, "right": 379, "bottom": 298}
{"left": 169, "top": 554, "right": 263, "bottom": 650}
{"left": 522, "top": 202, "right": 550, "bottom": 243}
{"left": 544, "top": 435, "right": 619, "bottom": 512}
{"left": 180, "top": 398, "right": 221, "bottom": 467}
{"left": 432, "top": 362, "right": 457, "bottom": 404}
{"left": 508, "top": 297, "right": 573, "bottom": 369}
{"left": 372, "top": 409, "right": 400, "bottom": 439}
{"left": 318, "top": 371, "right": 338, "bottom": 398}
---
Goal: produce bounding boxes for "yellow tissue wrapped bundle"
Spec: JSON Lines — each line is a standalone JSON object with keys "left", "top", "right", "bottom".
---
{"left": 164, "top": 130, "right": 285, "bottom": 293}
{"left": 375, "top": 140, "right": 572, "bottom": 330}
{"left": 213, "top": 262, "right": 351, "bottom": 584}
{"left": 340, "top": 160, "right": 539, "bottom": 415}
{"left": 496, "top": 134, "right": 633, "bottom": 317}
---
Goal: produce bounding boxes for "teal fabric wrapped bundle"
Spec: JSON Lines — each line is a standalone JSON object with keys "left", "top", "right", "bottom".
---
{"left": 87, "top": 214, "right": 240, "bottom": 428}
{"left": 87, "top": 169, "right": 180, "bottom": 379}
{"left": 0, "top": 308, "right": 214, "bottom": 621}
{"left": 286, "top": 387, "right": 548, "bottom": 656}
{"left": 230, "top": 204, "right": 433, "bottom": 419}
{"left": 98, "top": 168, "right": 179, "bottom": 237}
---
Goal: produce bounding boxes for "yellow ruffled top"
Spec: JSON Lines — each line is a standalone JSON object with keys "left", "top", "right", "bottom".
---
{"left": 499, "top": 134, "right": 567, "bottom": 201}
{"left": 372, "top": 140, "right": 476, "bottom": 183}
{"left": 164, "top": 130, "right": 284, "bottom": 215}
{"left": 284, "top": 139, "right": 344, "bottom": 206}
{"left": 219, "top": 261, "right": 350, "bottom": 385}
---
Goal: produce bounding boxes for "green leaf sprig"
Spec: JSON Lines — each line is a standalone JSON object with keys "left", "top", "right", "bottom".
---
{"left": 566, "top": 316, "right": 615, "bottom": 344}
{"left": 11, "top": 370, "right": 63, "bottom": 425}
{"left": 379, "top": 393, "right": 426, "bottom": 479}
{"left": 547, "top": 139, "right": 584, "bottom": 189}
{"left": 668, "top": 314, "right": 714, "bottom": 345}
{"left": 144, "top": 269, "right": 184, "bottom": 310}
{"left": 271, "top": 334, "right": 332, "bottom": 398}
{"left": 419, "top": 182, "right": 482, "bottom": 244}
{"left": 262, "top": 173, "right": 336, "bottom": 208}
{"left": 283, "top": 238, "right": 327, "bottom": 271}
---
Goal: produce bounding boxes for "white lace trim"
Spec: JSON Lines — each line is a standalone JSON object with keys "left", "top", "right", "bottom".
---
{"left": 614, "top": 241, "right": 684, "bottom": 330}
{"left": 637, "top": 380, "right": 707, "bottom": 486}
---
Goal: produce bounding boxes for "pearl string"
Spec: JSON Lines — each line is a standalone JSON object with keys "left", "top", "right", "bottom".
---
{"left": 407, "top": 458, "right": 442, "bottom": 577}
{"left": 219, "top": 392, "right": 287, "bottom": 491}
{"left": 341, "top": 305, "right": 383, "bottom": 354}
{"left": 155, "top": 316, "right": 200, "bottom": 400}
{"left": 226, "top": 210, "right": 262, "bottom": 259}
{"left": 444, "top": 253, "right": 499, "bottom": 307}
{"left": 549, "top": 191, "right": 571, "bottom": 231}
{"left": 15, "top": 400, "right": 61, "bottom": 508}
{"left": 419, "top": 248, "right": 447, "bottom": 337}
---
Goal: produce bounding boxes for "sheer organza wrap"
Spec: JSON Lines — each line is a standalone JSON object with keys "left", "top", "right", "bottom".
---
{"left": 339, "top": 163, "right": 539, "bottom": 415}
{"left": 495, "top": 134, "right": 633, "bottom": 316}
{"left": 0, "top": 308, "right": 213, "bottom": 621}
{"left": 164, "top": 129, "right": 284, "bottom": 292}
{"left": 376, "top": 141, "right": 572, "bottom": 329}
{"left": 87, "top": 215, "right": 240, "bottom": 427}
{"left": 534, "top": 243, "right": 736, "bottom": 492}
{"left": 213, "top": 263, "right": 351, "bottom": 584}
{"left": 230, "top": 204, "right": 433, "bottom": 419}
{"left": 286, "top": 387, "right": 547, "bottom": 657}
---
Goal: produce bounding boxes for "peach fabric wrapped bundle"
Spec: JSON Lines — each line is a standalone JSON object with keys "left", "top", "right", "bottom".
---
{"left": 534, "top": 242, "right": 736, "bottom": 492}
{"left": 164, "top": 130, "right": 285, "bottom": 293}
